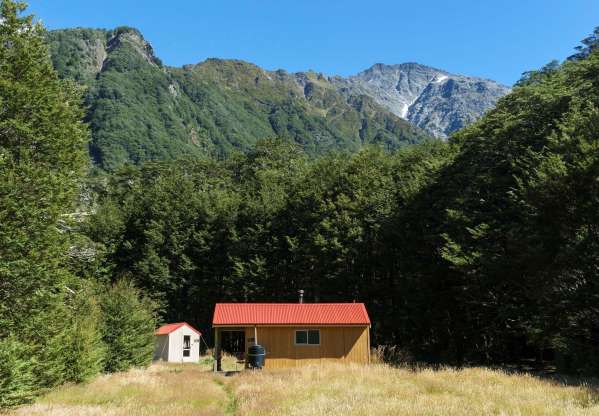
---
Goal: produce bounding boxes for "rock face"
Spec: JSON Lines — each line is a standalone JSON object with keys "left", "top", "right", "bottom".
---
{"left": 333, "top": 63, "right": 510, "bottom": 138}
{"left": 45, "top": 28, "right": 108, "bottom": 82}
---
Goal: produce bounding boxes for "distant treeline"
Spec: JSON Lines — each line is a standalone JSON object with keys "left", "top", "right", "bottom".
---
{"left": 87, "top": 28, "right": 599, "bottom": 375}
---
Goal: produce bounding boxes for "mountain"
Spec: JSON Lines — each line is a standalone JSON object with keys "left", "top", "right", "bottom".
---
{"left": 46, "top": 28, "right": 510, "bottom": 169}
{"left": 332, "top": 63, "right": 511, "bottom": 138}
{"left": 46, "top": 28, "right": 429, "bottom": 170}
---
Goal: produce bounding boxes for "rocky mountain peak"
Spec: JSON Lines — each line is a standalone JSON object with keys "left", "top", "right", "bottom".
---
{"left": 333, "top": 63, "right": 510, "bottom": 138}
{"left": 107, "top": 27, "right": 161, "bottom": 67}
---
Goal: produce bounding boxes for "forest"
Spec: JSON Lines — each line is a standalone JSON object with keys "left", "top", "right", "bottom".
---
{"left": 84, "top": 37, "right": 599, "bottom": 374}
{"left": 2, "top": 0, "right": 599, "bottom": 408}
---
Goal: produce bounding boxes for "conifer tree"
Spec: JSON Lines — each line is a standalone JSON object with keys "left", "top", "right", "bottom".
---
{"left": 100, "top": 280, "right": 157, "bottom": 373}
{"left": 0, "top": 0, "right": 88, "bottom": 406}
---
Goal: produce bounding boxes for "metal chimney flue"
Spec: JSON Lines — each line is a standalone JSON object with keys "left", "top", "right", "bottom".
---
{"left": 298, "top": 289, "right": 304, "bottom": 304}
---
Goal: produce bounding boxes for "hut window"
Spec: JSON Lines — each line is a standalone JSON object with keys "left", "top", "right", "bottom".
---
{"left": 183, "top": 335, "right": 191, "bottom": 357}
{"left": 308, "top": 330, "right": 320, "bottom": 345}
{"left": 295, "top": 329, "right": 320, "bottom": 345}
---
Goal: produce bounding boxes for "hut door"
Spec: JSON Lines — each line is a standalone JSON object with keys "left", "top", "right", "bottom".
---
{"left": 183, "top": 335, "right": 191, "bottom": 357}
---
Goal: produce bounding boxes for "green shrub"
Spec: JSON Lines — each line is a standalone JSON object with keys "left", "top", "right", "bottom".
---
{"left": 0, "top": 338, "right": 36, "bottom": 408}
{"left": 61, "top": 287, "right": 106, "bottom": 383}
{"left": 30, "top": 286, "right": 105, "bottom": 389}
{"left": 100, "top": 280, "right": 157, "bottom": 373}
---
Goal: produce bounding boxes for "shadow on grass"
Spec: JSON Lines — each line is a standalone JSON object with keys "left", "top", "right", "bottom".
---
{"left": 484, "top": 362, "right": 599, "bottom": 408}
{"left": 378, "top": 348, "right": 599, "bottom": 408}
{"left": 499, "top": 362, "right": 599, "bottom": 389}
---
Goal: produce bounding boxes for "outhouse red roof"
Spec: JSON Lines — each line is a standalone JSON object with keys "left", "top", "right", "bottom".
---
{"left": 155, "top": 322, "right": 201, "bottom": 336}
{"left": 213, "top": 303, "right": 370, "bottom": 326}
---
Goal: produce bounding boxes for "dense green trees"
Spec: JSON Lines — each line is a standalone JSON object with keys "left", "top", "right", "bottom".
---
{"left": 428, "top": 43, "right": 599, "bottom": 371}
{"left": 100, "top": 280, "right": 157, "bottom": 373}
{"left": 0, "top": 0, "right": 89, "bottom": 403}
{"left": 86, "top": 140, "right": 455, "bottom": 344}
{"left": 86, "top": 30, "right": 599, "bottom": 376}
{"left": 0, "top": 1, "right": 157, "bottom": 408}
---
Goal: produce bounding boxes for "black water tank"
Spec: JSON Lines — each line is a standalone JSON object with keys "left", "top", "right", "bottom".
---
{"left": 247, "top": 344, "right": 265, "bottom": 369}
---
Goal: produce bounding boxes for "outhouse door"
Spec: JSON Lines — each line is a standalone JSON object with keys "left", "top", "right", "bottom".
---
{"left": 183, "top": 335, "right": 191, "bottom": 357}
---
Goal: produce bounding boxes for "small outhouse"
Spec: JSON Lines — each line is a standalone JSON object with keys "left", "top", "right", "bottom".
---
{"left": 154, "top": 322, "right": 201, "bottom": 363}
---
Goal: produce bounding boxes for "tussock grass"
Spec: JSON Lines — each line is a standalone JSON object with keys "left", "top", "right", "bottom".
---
{"left": 7, "top": 362, "right": 227, "bottom": 416}
{"left": 231, "top": 364, "right": 599, "bottom": 416}
{"left": 7, "top": 360, "right": 599, "bottom": 416}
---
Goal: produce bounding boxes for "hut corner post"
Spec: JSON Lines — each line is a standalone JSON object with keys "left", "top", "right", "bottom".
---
{"left": 214, "top": 327, "right": 222, "bottom": 372}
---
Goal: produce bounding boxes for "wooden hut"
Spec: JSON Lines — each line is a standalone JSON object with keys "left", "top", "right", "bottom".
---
{"left": 212, "top": 303, "right": 371, "bottom": 370}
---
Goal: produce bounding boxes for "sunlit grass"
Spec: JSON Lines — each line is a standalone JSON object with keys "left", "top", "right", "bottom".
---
{"left": 231, "top": 364, "right": 599, "bottom": 416}
{"left": 7, "top": 359, "right": 599, "bottom": 416}
{"left": 7, "top": 361, "right": 229, "bottom": 416}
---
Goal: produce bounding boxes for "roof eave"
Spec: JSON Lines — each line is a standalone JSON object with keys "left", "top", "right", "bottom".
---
{"left": 212, "top": 323, "right": 370, "bottom": 327}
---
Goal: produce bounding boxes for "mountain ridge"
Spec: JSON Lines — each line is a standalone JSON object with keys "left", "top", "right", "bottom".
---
{"left": 47, "top": 27, "right": 430, "bottom": 170}
{"left": 46, "top": 26, "right": 507, "bottom": 169}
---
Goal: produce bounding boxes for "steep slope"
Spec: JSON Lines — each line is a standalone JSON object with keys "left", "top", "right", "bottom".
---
{"left": 46, "top": 28, "right": 429, "bottom": 170}
{"left": 170, "top": 61, "right": 428, "bottom": 156}
{"left": 333, "top": 63, "right": 510, "bottom": 138}
{"left": 47, "top": 27, "right": 199, "bottom": 170}
{"left": 45, "top": 28, "right": 108, "bottom": 83}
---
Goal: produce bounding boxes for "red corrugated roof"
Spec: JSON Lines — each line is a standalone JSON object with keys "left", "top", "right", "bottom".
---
{"left": 213, "top": 303, "right": 370, "bottom": 326}
{"left": 155, "top": 322, "right": 201, "bottom": 336}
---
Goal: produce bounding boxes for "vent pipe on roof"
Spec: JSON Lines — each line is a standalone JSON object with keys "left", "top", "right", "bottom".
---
{"left": 298, "top": 289, "right": 304, "bottom": 304}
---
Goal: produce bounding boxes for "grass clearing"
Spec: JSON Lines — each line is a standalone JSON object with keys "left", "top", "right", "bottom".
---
{"left": 231, "top": 364, "right": 599, "bottom": 415}
{"left": 6, "top": 359, "right": 599, "bottom": 415}
{"left": 7, "top": 361, "right": 231, "bottom": 416}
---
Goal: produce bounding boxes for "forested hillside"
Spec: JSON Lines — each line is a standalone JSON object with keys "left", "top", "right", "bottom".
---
{"left": 84, "top": 28, "right": 599, "bottom": 376}
{"left": 46, "top": 27, "right": 429, "bottom": 170}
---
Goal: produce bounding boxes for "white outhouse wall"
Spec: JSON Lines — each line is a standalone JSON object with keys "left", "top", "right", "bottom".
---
{"left": 168, "top": 325, "right": 200, "bottom": 363}
{"left": 153, "top": 334, "right": 169, "bottom": 361}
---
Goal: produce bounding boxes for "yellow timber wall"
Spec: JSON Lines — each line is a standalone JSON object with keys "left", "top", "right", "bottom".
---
{"left": 243, "top": 326, "right": 370, "bottom": 368}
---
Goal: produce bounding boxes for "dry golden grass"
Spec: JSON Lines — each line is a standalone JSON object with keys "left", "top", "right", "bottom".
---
{"left": 7, "top": 360, "right": 599, "bottom": 416}
{"left": 232, "top": 364, "right": 599, "bottom": 416}
{"left": 7, "top": 360, "right": 229, "bottom": 416}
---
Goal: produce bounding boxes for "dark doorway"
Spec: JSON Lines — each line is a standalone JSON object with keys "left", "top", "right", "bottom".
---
{"left": 221, "top": 330, "right": 245, "bottom": 358}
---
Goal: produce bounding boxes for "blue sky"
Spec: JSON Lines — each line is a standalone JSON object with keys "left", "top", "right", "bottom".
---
{"left": 26, "top": 0, "right": 599, "bottom": 85}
